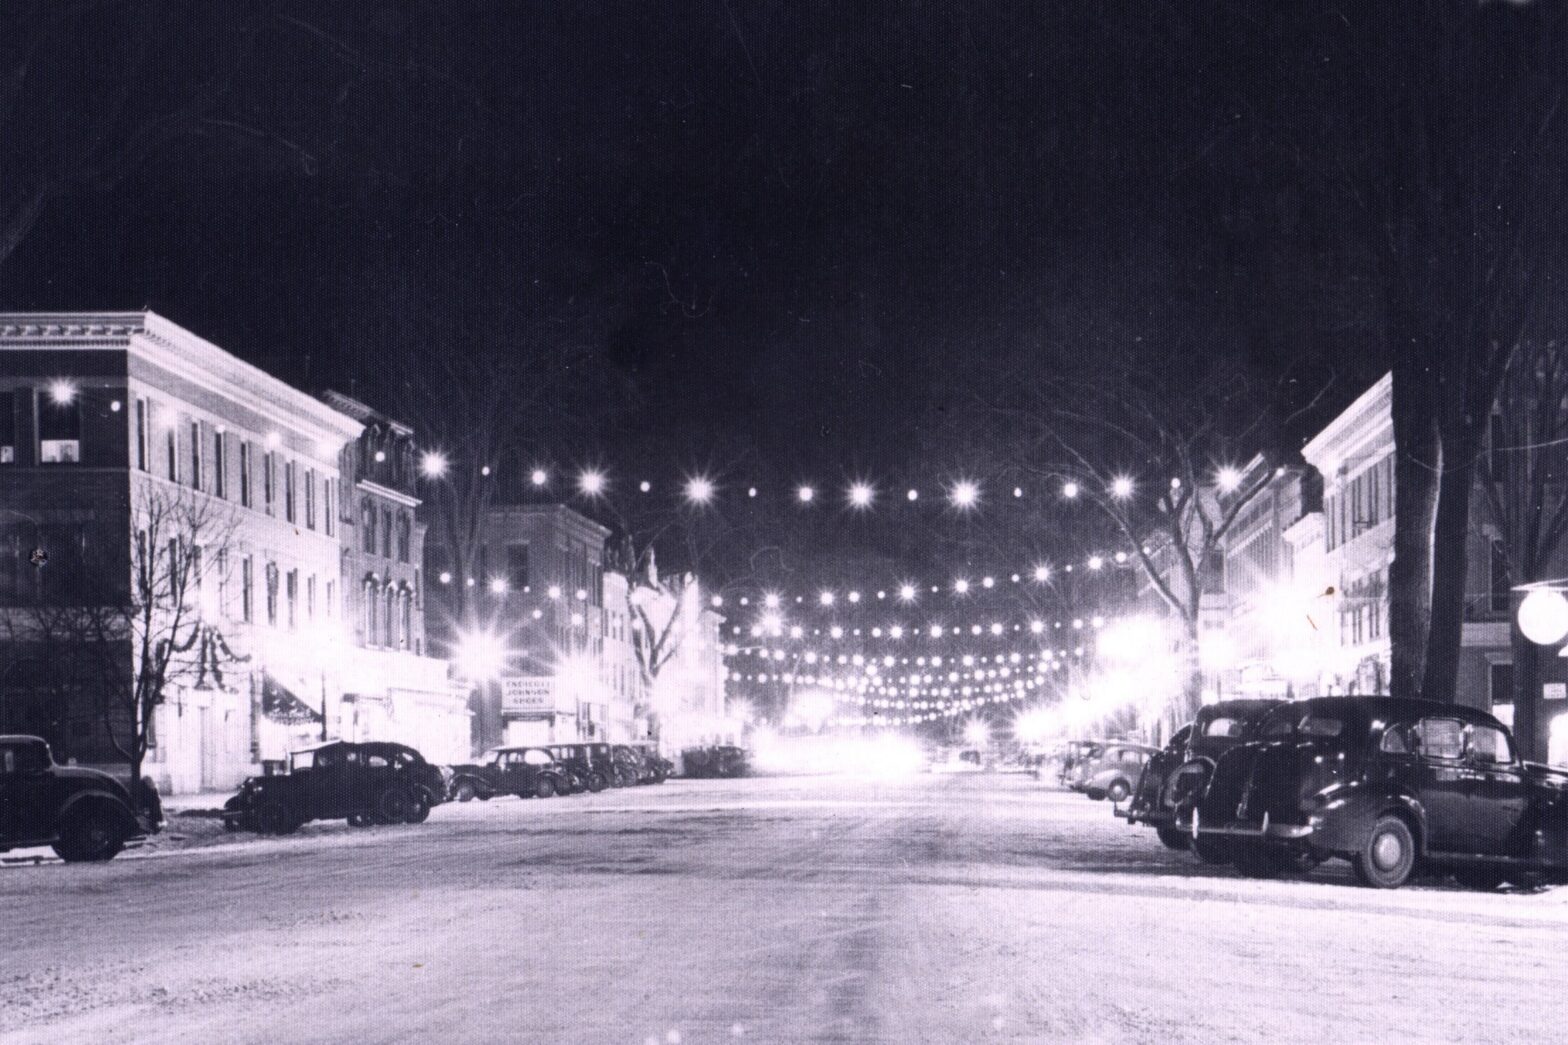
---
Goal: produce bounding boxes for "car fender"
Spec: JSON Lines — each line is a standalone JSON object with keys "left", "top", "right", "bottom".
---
{"left": 56, "top": 789, "right": 141, "bottom": 837}
{"left": 1314, "top": 783, "right": 1428, "bottom": 855}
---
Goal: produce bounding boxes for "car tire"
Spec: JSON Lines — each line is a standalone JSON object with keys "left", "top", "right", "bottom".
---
{"left": 404, "top": 791, "right": 432, "bottom": 824}
{"left": 255, "top": 801, "right": 300, "bottom": 836}
{"left": 536, "top": 776, "right": 557, "bottom": 799}
{"left": 1191, "top": 835, "right": 1232, "bottom": 865}
{"left": 1452, "top": 866, "right": 1508, "bottom": 891}
{"left": 453, "top": 781, "right": 478, "bottom": 803}
{"left": 1106, "top": 779, "right": 1131, "bottom": 803}
{"left": 587, "top": 772, "right": 608, "bottom": 793}
{"left": 377, "top": 788, "right": 414, "bottom": 825}
{"left": 1352, "top": 814, "right": 1417, "bottom": 889}
{"left": 1156, "top": 826, "right": 1190, "bottom": 851}
{"left": 53, "top": 805, "right": 125, "bottom": 863}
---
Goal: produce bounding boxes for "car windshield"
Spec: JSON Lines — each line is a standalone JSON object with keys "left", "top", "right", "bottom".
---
{"left": 1200, "top": 716, "right": 1247, "bottom": 738}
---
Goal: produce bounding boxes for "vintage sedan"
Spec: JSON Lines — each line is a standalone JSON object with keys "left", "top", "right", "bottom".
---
{"left": 0, "top": 735, "right": 162, "bottom": 862}
{"left": 1117, "top": 699, "right": 1286, "bottom": 855}
{"left": 223, "top": 741, "right": 444, "bottom": 834}
{"left": 448, "top": 747, "right": 570, "bottom": 801}
{"left": 1074, "top": 743, "right": 1161, "bottom": 802}
{"left": 1183, "top": 696, "right": 1568, "bottom": 888}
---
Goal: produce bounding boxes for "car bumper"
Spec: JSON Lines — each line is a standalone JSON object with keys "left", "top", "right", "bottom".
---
{"left": 1175, "top": 809, "right": 1315, "bottom": 840}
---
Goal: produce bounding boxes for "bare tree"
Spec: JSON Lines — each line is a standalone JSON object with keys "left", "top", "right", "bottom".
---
{"left": 1477, "top": 341, "right": 1568, "bottom": 761}
{"left": 15, "top": 487, "right": 237, "bottom": 791}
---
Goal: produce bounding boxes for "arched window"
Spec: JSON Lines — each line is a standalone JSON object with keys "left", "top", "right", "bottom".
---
{"left": 364, "top": 576, "right": 378, "bottom": 646}
{"left": 396, "top": 514, "right": 411, "bottom": 563}
{"left": 383, "top": 585, "right": 395, "bottom": 648}
{"left": 361, "top": 499, "right": 376, "bottom": 553}
{"left": 400, "top": 588, "right": 413, "bottom": 649}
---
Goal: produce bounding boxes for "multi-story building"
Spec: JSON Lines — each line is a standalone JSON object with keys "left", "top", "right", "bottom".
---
{"left": 0, "top": 312, "right": 363, "bottom": 793}
{"left": 321, "top": 391, "right": 469, "bottom": 764}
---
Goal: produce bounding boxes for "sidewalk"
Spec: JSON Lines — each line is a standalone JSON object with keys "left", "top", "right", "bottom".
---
{"left": 162, "top": 790, "right": 234, "bottom": 815}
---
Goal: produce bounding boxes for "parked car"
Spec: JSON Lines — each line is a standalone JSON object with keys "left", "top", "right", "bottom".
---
{"left": 611, "top": 744, "right": 670, "bottom": 786}
{"left": 0, "top": 735, "right": 162, "bottom": 862}
{"left": 1073, "top": 743, "right": 1161, "bottom": 801}
{"left": 1118, "top": 699, "right": 1286, "bottom": 855}
{"left": 448, "top": 747, "right": 571, "bottom": 801}
{"left": 683, "top": 745, "right": 749, "bottom": 778}
{"left": 631, "top": 744, "right": 674, "bottom": 784}
{"left": 1183, "top": 696, "right": 1568, "bottom": 888}
{"left": 545, "top": 743, "right": 616, "bottom": 792}
{"left": 222, "top": 740, "right": 444, "bottom": 834}
{"left": 1057, "top": 740, "right": 1106, "bottom": 787}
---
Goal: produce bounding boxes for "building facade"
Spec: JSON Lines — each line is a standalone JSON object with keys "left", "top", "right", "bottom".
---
{"left": 0, "top": 312, "right": 363, "bottom": 794}
{"left": 321, "top": 391, "right": 469, "bottom": 764}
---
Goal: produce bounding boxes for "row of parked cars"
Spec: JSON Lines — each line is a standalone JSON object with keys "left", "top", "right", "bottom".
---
{"left": 221, "top": 740, "right": 678, "bottom": 836}
{"left": 1105, "top": 695, "right": 1568, "bottom": 890}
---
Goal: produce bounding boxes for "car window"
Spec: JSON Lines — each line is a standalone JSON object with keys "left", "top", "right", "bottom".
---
{"left": 1202, "top": 717, "right": 1246, "bottom": 738}
{"left": 1416, "top": 718, "right": 1465, "bottom": 760}
{"left": 1299, "top": 717, "right": 1344, "bottom": 738}
{"left": 1260, "top": 715, "right": 1296, "bottom": 738}
{"left": 292, "top": 750, "right": 316, "bottom": 771}
{"left": 365, "top": 754, "right": 389, "bottom": 768}
{"left": 1469, "top": 725, "right": 1515, "bottom": 765}
{"left": 0, "top": 747, "right": 14, "bottom": 774}
{"left": 1380, "top": 725, "right": 1412, "bottom": 755}
{"left": 524, "top": 750, "right": 552, "bottom": 766}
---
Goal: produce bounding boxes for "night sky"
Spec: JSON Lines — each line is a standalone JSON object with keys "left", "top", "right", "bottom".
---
{"left": 1, "top": 2, "right": 1390, "bottom": 587}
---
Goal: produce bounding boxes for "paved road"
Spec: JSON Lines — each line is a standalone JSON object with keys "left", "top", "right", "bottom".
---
{"left": 3, "top": 774, "right": 1565, "bottom": 1044}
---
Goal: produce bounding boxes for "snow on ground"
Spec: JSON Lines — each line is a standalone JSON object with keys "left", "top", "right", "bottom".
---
{"left": 2, "top": 773, "right": 1565, "bottom": 1045}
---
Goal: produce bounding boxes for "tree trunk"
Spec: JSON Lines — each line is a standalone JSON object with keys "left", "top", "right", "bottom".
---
{"left": 1176, "top": 613, "right": 1203, "bottom": 724}
{"left": 1511, "top": 621, "right": 1541, "bottom": 763}
{"left": 1389, "top": 368, "right": 1441, "bottom": 699}
{"left": 1421, "top": 439, "right": 1477, "bottom": 703}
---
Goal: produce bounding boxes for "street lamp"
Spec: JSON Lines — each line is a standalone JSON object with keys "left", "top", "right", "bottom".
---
{"left": 1518, "top": 588, "right": 1568, "bottom": 645}
{"left": 454, "top": 630, "right": 507, "bottom": 682}
{"left": 848, "top": 481, "right": 874, "bottom": 508}
{"left": 419, "top": 451, "right": 449, "bottom": 480}
{"left": 949, "top": 479, "right": 980, "bottom": 510}
{"left": 684, "top": 475, "right": 715, "bottom": 505}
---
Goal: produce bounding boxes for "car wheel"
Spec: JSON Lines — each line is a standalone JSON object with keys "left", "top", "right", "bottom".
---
{"left": 453, "top": 781, "right": 478, "bottom": 803}
{"left": 404, "top": 791, "right": 432, "bottom": 824}
{"left": 587, "top": 772, "right": 608, "bottom": 793}
{"left": 53, "top": 806, "right": 125, "bottom": 862}
{"left": 255, "top": 801, "right": 300, "bottom": 836}
{"left": 1191, "top": 835, "right": 1232, "bottom": 865}
{"left": 377, "top": 788, "right": 414, "bottom": 825}
{"left": 536, "top": 776, "right": 557, "bottom": 799}
{"left": 1452, "top": 866, "right": 1508, "bottom": 891}
{"left": 1106, "top": 779, "right": 1131, "bottom": 803}
{"left": 1156, "top": 826, "right": 1190, "bottom": 851}
{"left": 1353, "top": 814, "right": 1417, "bottom": 889}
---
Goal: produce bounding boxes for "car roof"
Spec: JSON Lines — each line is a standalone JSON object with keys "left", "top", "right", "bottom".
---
{"left": 0, "top": 734, "right": 47, "bottom": 744}
{"left": 1199, "top": 699, "right": 1287, "bottom": 719}
{"left": 1268, "top": 696, "right": 1505, "bottom": 728}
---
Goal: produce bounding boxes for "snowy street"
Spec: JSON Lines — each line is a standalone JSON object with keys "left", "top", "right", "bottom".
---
{"left": 4, "top": 773, "right": 1566, "bottom": 1045}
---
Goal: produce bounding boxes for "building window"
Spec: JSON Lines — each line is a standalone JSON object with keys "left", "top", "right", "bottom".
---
{"left": 361, "top": 500, "right": 376, "bottom": 553}
{"left": 189, "top": 421, "right": 202, "bottom": 489}
{"left": 213, "top": 431, "right": 226, "bottom": 498}
{"left": 400, "top": 590, "right": 412, "bottom": 649}
{"left": 326, "top": 579, "right": 335, "bottom": 619}
{"left": 39, "top": 393, "right": 82, "bottom": 464}
{"left": 263, "top": 452, "right": 275, "bottom": 512}
{"left": 133, "top": 398, "right": 147, "bottom": 471}
{"left": 216, "top": 548, "right": 229, "bottom": 617}
{"left": 364, "top": 578, "right": 378, "bottom": 646}
{"left": 283, "top": 461, "right": 296, "bottom": 523}
{"left": 306, "top": 574, "right": 316, "bottom": 621}
{"left": 0, "top": 391, "right": 14, "bottom": 464}
{"left": 1491, "top": 539, "right": 1512, "bottom": 615}
{"left": 384, "top": 586, "right": 395, "bottom": 648}
{"left": 1490, "top": 662, "right": 1514, "bottom": 707}
{"left": 239, "top": 441, "right": 252, "bottom": 507}
{"left": 241, "top": 556, "right": 254, "bottom": 622}
{"left": 507, "top": 543, "right": 530, "bottom": 590}
{"left": 285, "top": 569, "right": 298, "bottom": 629}
{"left": 381, "top": 509, "right": 392, "bottom": 559}
{"left": 166, "top": 423, "right": 177, "bottom": 482}
{"left": 265, "top": 562, "right": 279, "bottom": 626}
{"left": 323, "top": 479, "right": 334, "bottom": 537}
{"left": 396, "top": 514, "right": 410, "bottom": 563}
{"left": 305, "top": 468, "right": 316, "bottom": 530}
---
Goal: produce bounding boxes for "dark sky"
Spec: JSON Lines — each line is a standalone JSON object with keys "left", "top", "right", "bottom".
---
{"left": 1, "top": 2, "right": 1388, "bottom": 587}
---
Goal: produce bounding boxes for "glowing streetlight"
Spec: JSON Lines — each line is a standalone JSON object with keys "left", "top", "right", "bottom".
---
{"left": 1032, "top": 564, "right": 1052, "bottom": 583}
{"left": 454, "top": 630, "right": 507, "bottom": 681}
{"left": 906, "top": 488, "right": 919, "bottom": 501}
{"left": 530, "top": 468, "right": 549, "bottom": 487}
{"left": 797, "top": 485, "right": 816, "bottom": 503}
{"left": 685, "top": 475, "right": 715, "bottom": 505}
{"left": 488, "top": 577, "right": 508, "bottom": 595}
{"left": 848, "top": 481, "right": 875, "bottom": 508}
{"left": 46, "top": 378, "right": 77, "bottom": 405}
{"left": 954, "top": 579, "right": 970, "bottom": 595}
{"left": 963, "top": 719, "right": 990, "bottom": 747}
{"left": 819, "top": 591, "right": 836, "bottom": 607}
{"left": 949, "top": 479, "right": 980, "bottom": 510}
{"left": 711, "top": 595, "right": 724, "bottom": 608}
{"left": 419, "top": 451, "right": 449, "bottom": 480}
{"left": 898, "top": 583, "right": 917, "bottom": 602}
{"left": 1110, "top": 476, "right": 1134, "bottom": 499}
{"left": 578, "top": 468, "right": 606, "bottom": 496}
{"left": 764, "top": 592, "right": 781, "bottom": 609}
{"left": 1216, "top": 465, "right": 1243, "bottom": 493}
{"left": 848, "top": 591, "right": 861, "bottom": 603}
{"left": 639, "top": 480, "right": 651, "bottom": 492}
{"left": 1087, "top": 556, "right": 1105, "bottom": 571}
{"left": 1061, "top": 480, "right": 1080, "bottom": 499}
{"left": 547, "top": 585, "right": 562, "bottom": 600}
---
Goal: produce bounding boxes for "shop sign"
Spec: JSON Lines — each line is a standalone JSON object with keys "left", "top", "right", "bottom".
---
{"left": 501, "top": 677, "right": 557, "bottom": 714}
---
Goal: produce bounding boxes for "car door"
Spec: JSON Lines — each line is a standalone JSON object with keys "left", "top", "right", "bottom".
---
{"left": 1465, "top": 723, "right": 1530, "bottom": 856}
{"left": 0, "top": 743, "right": 23, "bottom": 842}
{"left": 1412, "top": 717, "right": 1474, "bottom": 852}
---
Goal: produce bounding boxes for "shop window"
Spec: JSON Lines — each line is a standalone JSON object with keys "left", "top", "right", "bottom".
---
{"left": 1489, "top": 661, "right": 1515, "bottom": 707}
{"left": 39, "top": 394, "right": 82, "bottom": 464}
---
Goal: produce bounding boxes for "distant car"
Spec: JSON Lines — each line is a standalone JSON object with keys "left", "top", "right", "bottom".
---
{"left": 545, "top": 743, "right": 616, "bottom": 792}
{"left": 0, "top": 735, "right": 162, "bottom": 862}
{"left": 1118, "top": 699, "right": 1286, "bottom": 855}
{"left": 611, "top": 744, "right": 670, "bottom": 786}
{"left": 683, "top": 745, "right": 749, "bottom": 778}
{"left": 1186, "top": 696, "right": 1568, "bottom": 888}
{"left": 1074, "top": 743, "right": 1161, "bottom": 801}
{"left": 448, "top": 747, "right": 571, "bottom": 801}
{"left": 1057, "top": 740, "right": 1106, "bottom": 786}
{"left": 222, "top": 740, "right": 444, "bottom": 834}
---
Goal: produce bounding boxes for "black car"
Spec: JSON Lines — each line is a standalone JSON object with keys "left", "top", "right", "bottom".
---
{"left": 448, "top": 746, "right": 570, "bottom": 801}
{"left": 683, "top": 744, "right": 749, "bottom": 779}
{"left": 1118, "top": 699, "right": 1286, "bottom": 857}
{"left": 0, "top": 735, "right": 162, "bottom": 862}
{"left": 223, "top": 740, "right": 445, "bottom": 834}
{"left": 609, "top": 745, "right": 647, "bottom": 787}
{"left": 545, "top": 743, "right": 616, "bottom": 792}
{"left": 620, "top": 744, "right": 673, "bottom": 784}
{"left": 1180, "top": 696, "right": 1568, "bottom": 888}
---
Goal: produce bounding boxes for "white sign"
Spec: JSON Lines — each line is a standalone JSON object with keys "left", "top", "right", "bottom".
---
{"left": 1544, "top": 683, "right": 1567, "bottom": 702}
{"left": 501, "top": 677, "right": 556, "bottom": 714}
